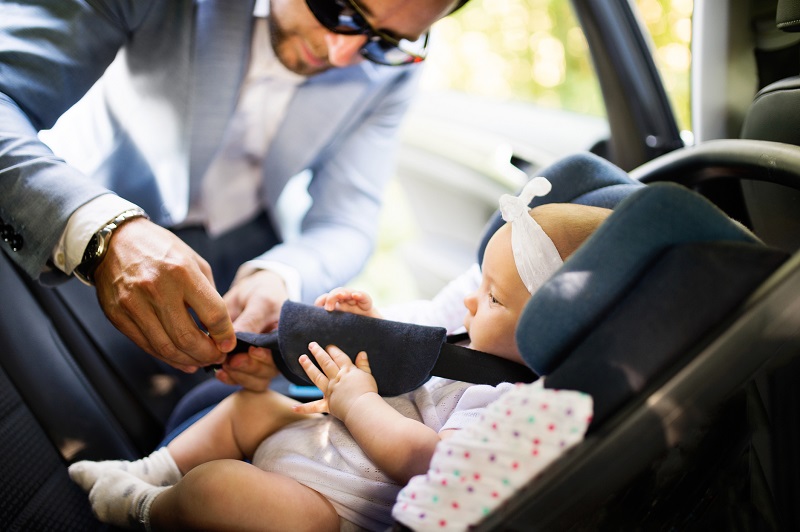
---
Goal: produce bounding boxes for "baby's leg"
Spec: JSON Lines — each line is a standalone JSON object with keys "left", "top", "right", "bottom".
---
{"left": 150, "top": 460, "right": 340, "bottom": 531}
{"left": 70, "top": 389, "right": 312, "bottom": 490}
{"left": 167, "top": 388, "right": 312, "bottom": 472}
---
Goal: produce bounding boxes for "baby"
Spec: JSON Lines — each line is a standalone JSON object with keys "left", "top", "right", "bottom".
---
{"left": 69, "top": 178, "right": 611, "bottom": 531}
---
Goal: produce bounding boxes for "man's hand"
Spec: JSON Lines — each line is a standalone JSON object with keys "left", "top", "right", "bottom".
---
{"left": 224, "top": 269, "right": 288, "bottom": 333}
{"left": 213, "top": 346, "right": 280, "bottom": 391}
{"left": 93, "top": 218, "right": 236, "bottom": 372}
{"left": 215, "top": 269, "right": 290, "bottom": 390}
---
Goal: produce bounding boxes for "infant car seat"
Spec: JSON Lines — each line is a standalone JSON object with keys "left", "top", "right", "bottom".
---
{"left": 469, "top": 155, "right": 800, "bottom": 528}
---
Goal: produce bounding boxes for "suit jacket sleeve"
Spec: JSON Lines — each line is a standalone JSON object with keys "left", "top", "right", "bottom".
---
{"left": 0, "top": 0, "right": 154, "bottom": 281}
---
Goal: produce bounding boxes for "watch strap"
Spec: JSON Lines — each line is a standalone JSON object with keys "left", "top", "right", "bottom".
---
{"left": 74, "top": 208, "right": 149, "bottom": 285}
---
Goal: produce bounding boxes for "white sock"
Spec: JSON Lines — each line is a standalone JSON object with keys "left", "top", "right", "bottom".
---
{"left": 87, "top": 469, "right": 168, "bottom": 531}
{"left": 69, "top": 447, "right": 182, "bottom": 492}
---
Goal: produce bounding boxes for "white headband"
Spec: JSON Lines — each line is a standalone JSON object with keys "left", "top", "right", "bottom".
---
{"left": 498, "top": 177, "right": 564, "bottom": 294}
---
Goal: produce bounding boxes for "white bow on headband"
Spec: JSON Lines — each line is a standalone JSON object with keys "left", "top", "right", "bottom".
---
{"left": 498, "top": 177, "right": 564, "bottom": 294}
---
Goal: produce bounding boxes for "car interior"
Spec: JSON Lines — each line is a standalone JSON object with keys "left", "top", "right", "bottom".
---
{"left": 2, "top": 0, "right": 800, "bottom": 530}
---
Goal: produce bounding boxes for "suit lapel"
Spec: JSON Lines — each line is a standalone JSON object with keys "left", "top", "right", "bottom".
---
{"left": 188, "top": 0, "right": 255, "bottom": 204}
{"left": 262, "top": 67, "right": 371, "bottom": 188}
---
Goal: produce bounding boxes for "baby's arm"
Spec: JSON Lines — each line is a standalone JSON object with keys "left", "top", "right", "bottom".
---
{"left": 315, "top": 287, "right": 382, "bottom": 318}
{"left": 294, "top": 342, "right": 441, "bottom": 484}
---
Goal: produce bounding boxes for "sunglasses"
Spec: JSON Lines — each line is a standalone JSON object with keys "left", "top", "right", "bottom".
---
{"left": 305, "top": 0, "right": 429, "bottom": 66}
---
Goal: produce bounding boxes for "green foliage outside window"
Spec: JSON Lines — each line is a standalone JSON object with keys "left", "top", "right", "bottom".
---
{"left": 424, "top": 0, "right": 693, "bottom": 131}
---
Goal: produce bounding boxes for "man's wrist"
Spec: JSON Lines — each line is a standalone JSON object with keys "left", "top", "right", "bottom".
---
{"left": 234, "top": 260, "right": 302, "bottom": 301}
{"left": 74, "top": 208, "right": 149, "bottom": 285}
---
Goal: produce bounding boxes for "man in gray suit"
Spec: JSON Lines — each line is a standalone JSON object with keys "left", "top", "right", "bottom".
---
{"left": 0, "top": 0, "right": 466, "bottom": 389}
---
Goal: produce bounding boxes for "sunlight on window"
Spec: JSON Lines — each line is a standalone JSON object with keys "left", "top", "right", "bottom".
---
{"left": 423, "top": 0, "right": 693, "bottom": 131}
{"left": 352, "top": 1, "right": 694, "bottom": 305}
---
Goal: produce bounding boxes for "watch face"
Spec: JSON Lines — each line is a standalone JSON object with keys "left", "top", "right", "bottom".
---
{"left": 83, "top": 233, "right": 101, "bottom": 263}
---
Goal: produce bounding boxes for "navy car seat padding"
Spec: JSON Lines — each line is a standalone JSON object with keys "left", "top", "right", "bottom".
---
{"left": 518, "top": 182, "right": 763, "bottom": 376}
{"left": 233, "top": 302, "right": 536, "bottom": 397}
{"left": 543, "top": 241, "right": 788, "bottom": 427}
{"left": 0, "top": 367, "right": 100, "bottom": 530}
{"left": 477, "top": 152, "right": 645, "bottom": 264}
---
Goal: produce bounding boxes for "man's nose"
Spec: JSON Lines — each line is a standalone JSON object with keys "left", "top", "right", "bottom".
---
{"left": 325, "top": 33, "right": 367, "bottom": 67}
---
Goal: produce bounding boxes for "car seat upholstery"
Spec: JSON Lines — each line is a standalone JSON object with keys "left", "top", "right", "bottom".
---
{"left": 477, "top": 151, "right": 645, "bottom": 263}
{"left": 24, "top": 278, "right": 208, "bottom": 454}
{"left": 735, "top": 2, "right": 800, "bottom": 527}
{"left": 740, "top": 76, "right": 800, "bottom": 253}
{"left": 0, "top": 250, "right": 138, "bottom": 530}
{"left": 469, "top": 183, "right": 793, "bottom": 530}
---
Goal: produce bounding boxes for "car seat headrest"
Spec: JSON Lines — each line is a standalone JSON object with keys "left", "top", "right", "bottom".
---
{"left": 777, "top": 0, "right": 800, "bottom": 32}
{"left": 518, "top": 182, "right": 761, "bottom": 375}
{"left": 477, "top": 152, "right": 645, "bottom": 265}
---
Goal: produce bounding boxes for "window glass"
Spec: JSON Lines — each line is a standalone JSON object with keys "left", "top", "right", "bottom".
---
{"left": 352, "top": 0, "right": 694, "bottom": 304}
{"left": 423, "top": 0, "right": 604, "bottom": 117}
{"left": 422, "top": 0, "right": 693, "bottom": 131}
{"left": 637, "top": 0, "right": 693, "bottom": 131}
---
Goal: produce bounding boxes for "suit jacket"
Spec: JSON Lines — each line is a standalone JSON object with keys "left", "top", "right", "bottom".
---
{"left": 0, "top": 0, "right": 420, "bottom": 301}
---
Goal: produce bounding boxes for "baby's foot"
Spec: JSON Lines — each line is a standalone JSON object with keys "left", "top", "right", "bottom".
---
{"left": 87, "top": 469, "right": 168, "bottom": 530}
{"left": 69, "top": 447, "right": 182, "bottom": 491}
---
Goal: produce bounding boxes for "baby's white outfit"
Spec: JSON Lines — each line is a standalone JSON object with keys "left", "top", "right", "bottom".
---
{"left": 252, "top": 377, "right": 516, "bottom": 530}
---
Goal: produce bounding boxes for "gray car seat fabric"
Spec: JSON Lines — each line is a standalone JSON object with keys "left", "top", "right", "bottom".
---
{"left": 25, "top": 275, "right": 208, "bottom": 454}
{"left": 477, "top": 151, "right": 645, "bottom": 264}
{"left": 470, "top": 185, "right": 791, "bottom": 530}
{"left": 519, "top": 182, "right": 762, "bottom": 376}
{"left": 740, "top": 76, "right": 800, "bottom": 253}
{"left": 0, "top": 250, "right": 137, "bottom": 530}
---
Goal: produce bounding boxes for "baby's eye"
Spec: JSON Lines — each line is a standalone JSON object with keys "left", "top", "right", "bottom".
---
{"left": 488, "top": 292, "right": 500, "bottom": 305}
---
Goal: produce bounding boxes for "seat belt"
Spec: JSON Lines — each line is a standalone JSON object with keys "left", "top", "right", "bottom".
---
{"left": 214, "top": 301, "right": 537, "bottom": 396}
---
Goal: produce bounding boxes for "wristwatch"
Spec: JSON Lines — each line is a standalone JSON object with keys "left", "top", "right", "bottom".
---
{"left": 74, "top": 208, "right": 149, "bottom": 286}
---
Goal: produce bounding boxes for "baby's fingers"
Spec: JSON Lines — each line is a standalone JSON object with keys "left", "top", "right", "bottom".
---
{"left": 323, "top": 344, "right": 357, "bottom": 369}
{"left": 354, "top": 351, "right": 371, "bottom": 374}
{"left": 299, "top": 353, "right": 328, "bottom": 390}
{"left": 322, "top": 288, "right": 355, "bottom": 311}
{"left": 292, "top": 398, "right": 329, "bottom": 415}
{"left": 314, "top": 293, "right": 329, "bottom": 307}
{"left": 307, "top": 342, "right": 348, "bottom": 378}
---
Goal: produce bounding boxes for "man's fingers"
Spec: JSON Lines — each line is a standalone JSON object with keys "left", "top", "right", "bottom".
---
{"left": 216, "top": 366, "right": 267, "bottom": 391}
{"left": 224, "top": 270, "right": 287, "bottom": 333}
{"left": 215, "top": 348, "right": 280, "bottom": 391}
{"left": 107, "top": 311, "right": 194, "bottom": 372}
{"left": 231, "top": 300, "right": 279, "bottom": 334}
{"left": 100, "top": 284, "right": 211, "bottom": 370}
{"left": 184, "top": 278, "right": 236, "bottom": 352}
{"left": 95, "top": 220, "right": 230, "bottom": 367}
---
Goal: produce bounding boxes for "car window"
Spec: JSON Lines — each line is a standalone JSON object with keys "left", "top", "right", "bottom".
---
{"left": 423, "top": 0, "right": 692, "bottom": 132}
{"left": 352, "top": 0, "right": 694, "bottom": 305}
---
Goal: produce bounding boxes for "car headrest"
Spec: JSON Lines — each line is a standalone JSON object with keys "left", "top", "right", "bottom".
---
{"left": 777, "top": 0, "right": 800, "bottom": 32}
{"left": 477, "top": 152, "right": 645, "bottom": 265}
{"left": 741, "top": 76, "right": 800, "bottom": 145}
{"left": 518, "top": 182, "right": 762, "bottom": 375}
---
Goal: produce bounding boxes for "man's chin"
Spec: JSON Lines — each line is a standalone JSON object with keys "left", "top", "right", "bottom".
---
{"left": 275, "top": 51, "right": 329, "bottom": 77}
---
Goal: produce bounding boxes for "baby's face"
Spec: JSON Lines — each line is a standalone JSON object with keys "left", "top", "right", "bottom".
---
{"left": 463, "top": 224, "right": 530, "bottom": 364}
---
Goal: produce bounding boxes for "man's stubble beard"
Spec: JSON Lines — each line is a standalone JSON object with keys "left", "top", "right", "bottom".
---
{"left": 267, "top": 14, "right": 329, "bottom": 77}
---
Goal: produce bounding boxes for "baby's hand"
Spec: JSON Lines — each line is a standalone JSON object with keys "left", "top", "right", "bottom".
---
{"left": 293, "top": 342, "right": 378, "bottom": 422}
{"left": 314, "top": 287, "right": 382, "bottom": 318}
